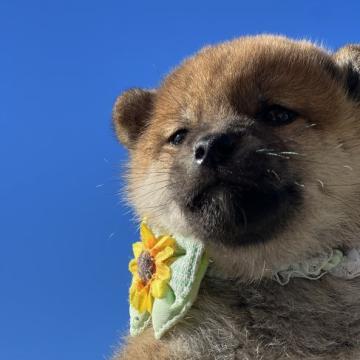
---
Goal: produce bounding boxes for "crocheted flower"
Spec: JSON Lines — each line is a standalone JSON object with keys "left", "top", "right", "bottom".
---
{"left": 129, "top": 222, "right": 176, "bottom": 313}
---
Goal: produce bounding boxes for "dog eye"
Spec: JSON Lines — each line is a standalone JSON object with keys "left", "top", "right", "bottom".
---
{"left": 168, "top": 129, "right": 188, "bottom": 145}
{"left": 260, "top": 105, "right": 298, "bottom": 126}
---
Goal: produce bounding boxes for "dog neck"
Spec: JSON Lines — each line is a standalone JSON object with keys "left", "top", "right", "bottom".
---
{"left": 172, "top": 262, "right": 360, "bottom": 359}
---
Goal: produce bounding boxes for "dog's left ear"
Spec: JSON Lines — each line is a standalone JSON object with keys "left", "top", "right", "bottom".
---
{"left": 333, "top": 45, "right": 360, "bottom": 101}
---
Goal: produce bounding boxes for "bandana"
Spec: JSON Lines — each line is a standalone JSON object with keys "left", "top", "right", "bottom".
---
{"left": 273, "top": 248, "right": 360, "bottom": 285}
{"left": 128, "top": 222, "right": 208, "bottom": 339}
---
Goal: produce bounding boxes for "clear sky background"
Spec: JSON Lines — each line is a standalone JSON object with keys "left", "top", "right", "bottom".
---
{"left": 1, "top": 1, "right": 359, "bottom": 359}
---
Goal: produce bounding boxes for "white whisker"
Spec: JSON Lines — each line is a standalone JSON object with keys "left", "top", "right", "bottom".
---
{"left": 271, "top": 169, "right": 281, "bottom": 182}
{"left": 294, "top": 181, "right": 305, "bottom": 188}
{"left": 256, "top": 148, "right": 275, "bottom": 153}
{"left": 279, "top": 151, "right": 304, "bottom": 156}
{"left": 316, "top": 179, "right": 325, "bottom": 191}
{"left": 264, "top": 152, "right": 290, "bottom": 159}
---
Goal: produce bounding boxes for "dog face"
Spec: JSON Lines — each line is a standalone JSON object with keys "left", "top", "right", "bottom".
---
{"left": 113, "top": 36, "right": 360, "bottom": 278}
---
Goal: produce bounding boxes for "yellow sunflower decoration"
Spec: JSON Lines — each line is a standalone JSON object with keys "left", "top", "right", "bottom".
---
{"left": 129, "top": 221, "right": 176, "bottom": 313}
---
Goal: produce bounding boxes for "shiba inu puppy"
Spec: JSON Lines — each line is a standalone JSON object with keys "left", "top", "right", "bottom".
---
{"left": 112, "top": 35, "right": 360, "bottom": 359}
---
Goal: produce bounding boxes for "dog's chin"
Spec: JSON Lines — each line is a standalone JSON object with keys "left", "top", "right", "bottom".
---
{"left": 180, "top": 181, "right": 302, "bottom": 247}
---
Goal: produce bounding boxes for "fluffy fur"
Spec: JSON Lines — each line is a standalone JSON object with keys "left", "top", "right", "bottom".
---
{"left": 112, "top": 35, "right": 360, "bottom": 359}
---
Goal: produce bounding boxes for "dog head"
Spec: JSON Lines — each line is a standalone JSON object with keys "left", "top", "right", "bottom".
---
{"left": 113, "top": 35, "right": 360, "bottom": 279}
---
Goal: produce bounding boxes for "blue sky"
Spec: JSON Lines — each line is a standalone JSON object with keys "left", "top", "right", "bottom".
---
{"left": 1, "top": 1, "right": 359, "bottom": 359}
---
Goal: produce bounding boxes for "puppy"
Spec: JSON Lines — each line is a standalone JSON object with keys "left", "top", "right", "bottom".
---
{"left": 112, "top": 35, "right": 360, "bottom": 359}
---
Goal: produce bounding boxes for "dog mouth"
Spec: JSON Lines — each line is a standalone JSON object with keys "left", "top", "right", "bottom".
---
{"left": 180, "top": 178, "right": 302, "bottom": 246}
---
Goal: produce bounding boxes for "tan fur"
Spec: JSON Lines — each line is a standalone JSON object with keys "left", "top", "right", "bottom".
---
{"left": 114, "top": 329, "right": 171, "bottom": 360}
{"left": 112, "top": 35, "right": 360, "bottom": 359}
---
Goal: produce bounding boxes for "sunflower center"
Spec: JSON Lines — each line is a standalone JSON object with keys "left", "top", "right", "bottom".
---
{"left": 137, "top": 251, "right": 156, "bottom": 284}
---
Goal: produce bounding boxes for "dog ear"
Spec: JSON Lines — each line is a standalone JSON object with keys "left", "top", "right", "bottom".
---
{"left": 333, "top": 45, "right": 360, "bottom": 101}
{"left": 112, "top": 88, "right": 156, "bottom": 149}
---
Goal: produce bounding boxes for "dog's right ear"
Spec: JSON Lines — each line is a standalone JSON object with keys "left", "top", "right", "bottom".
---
{"left": 112, "top": 88, "right": 156, "bottom": 149}
{"left": 333, "top": 45, "right": 360, "bottom": 101}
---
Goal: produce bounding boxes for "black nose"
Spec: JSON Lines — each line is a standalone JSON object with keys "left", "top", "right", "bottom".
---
{"left": 194, "top": 133, "right": 236, "bottom": 166}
